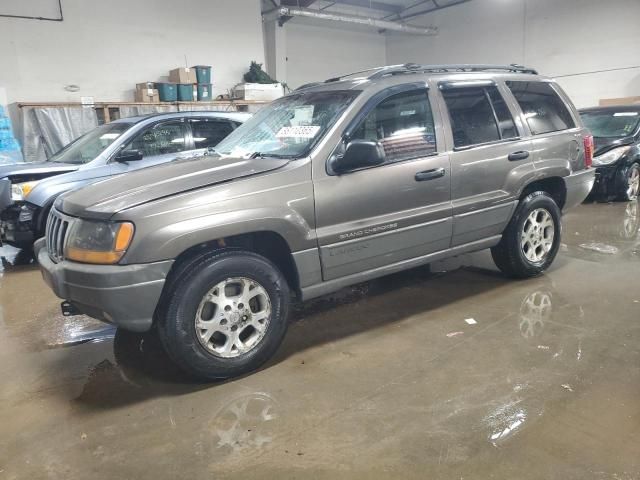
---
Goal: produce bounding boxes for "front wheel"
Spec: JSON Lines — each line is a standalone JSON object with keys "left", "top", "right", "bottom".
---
{"left": 157, "top": 250, "right": 290, "bottom": 380}
{"left": 617, "top": 162, "right": 640, "bottom": 201}
{"left": 491, "top": 191, "right": 562, "bottom": 279}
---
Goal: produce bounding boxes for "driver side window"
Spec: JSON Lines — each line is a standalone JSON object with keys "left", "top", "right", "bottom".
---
{"left": 351, "top": 89, "right": 437, "bottom": 163}
{"left": 127, "top": 121, "right": 188, "bottom": 157}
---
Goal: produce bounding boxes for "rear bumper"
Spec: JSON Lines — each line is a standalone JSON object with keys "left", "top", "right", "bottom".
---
{"left": 35, "top": 238, "right": 173, "bottom": 332}
{"left": 563, "top": 168, "right": 596, "bottom": 210}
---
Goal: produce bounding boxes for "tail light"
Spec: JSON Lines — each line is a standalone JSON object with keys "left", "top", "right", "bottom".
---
{"left": 583, "top": 134, "right": 594, "bottom": 168}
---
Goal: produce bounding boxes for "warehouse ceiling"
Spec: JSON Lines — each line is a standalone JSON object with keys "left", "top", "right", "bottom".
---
{"left": 263, "top": 0, "right": 472, "bottom": 34}
{"left": 282, "top": 0, "right": 470, "bottom": 20}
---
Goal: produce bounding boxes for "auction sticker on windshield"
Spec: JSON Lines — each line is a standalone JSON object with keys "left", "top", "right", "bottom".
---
{"left": 276, "top": 126, "right": 321, "bottom": 139}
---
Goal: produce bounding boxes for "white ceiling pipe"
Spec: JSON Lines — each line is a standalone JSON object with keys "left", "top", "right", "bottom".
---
{"left": 266, "top": 6, "right": 438, "bottom": 35}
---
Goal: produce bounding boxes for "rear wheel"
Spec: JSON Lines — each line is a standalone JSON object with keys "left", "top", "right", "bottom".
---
{"left": 157, "top": 250, "right": 290, "bottom": 380}
{"left": 617, "top": 162, "right": 640, "bottom": 201}
{"left": 491, "top": 191, "right": 561, "bottom": 278}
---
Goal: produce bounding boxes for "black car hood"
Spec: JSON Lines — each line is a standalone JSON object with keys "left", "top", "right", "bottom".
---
{"left": 57, "top": 155, "right": 289, "bottom": 219}
{"left": 593, "top": 136, "right": 635, "bottom": 156}
{"left": 0, "top": 162, "right": 78, "bottom": 182}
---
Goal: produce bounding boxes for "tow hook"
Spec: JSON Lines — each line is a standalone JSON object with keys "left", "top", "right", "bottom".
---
{"left": 61, "top": 301, "right": 81, "bottom": 317}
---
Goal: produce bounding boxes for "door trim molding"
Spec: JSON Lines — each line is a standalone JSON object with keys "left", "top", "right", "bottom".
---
{"left": 301, "top": 235, "right": 501, "bottom": 301}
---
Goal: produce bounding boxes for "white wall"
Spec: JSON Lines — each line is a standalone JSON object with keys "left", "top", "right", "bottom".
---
{"left": 282, "top": 21, "right": 387, "bottom": 89}
{"left": 0, "top": 0, "right": 265, "bottom": 104}
{"left": 3, "top": 0, "right": 638, "bottom": 109}
{"left": 386, "top": 0, "right": 640, "bottom": 108}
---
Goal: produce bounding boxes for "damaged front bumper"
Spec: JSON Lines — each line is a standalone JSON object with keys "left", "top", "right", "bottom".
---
{"left": 590, "top": 164, "right": 623, "bottom": 198}
{"left": 0, "top": 202, "right": 39, "bottom": 247}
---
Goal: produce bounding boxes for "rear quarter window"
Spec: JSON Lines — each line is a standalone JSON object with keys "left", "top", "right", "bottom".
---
{"left": 507, "top": 81, "right": 575, "bottom": 135}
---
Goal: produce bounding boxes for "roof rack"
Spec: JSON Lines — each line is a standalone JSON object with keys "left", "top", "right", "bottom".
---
{"left": 324, "top": 63, "right": 538, "bottom": 83}
{"left": 323, "top": 64, "right": 406, "bottom": 83}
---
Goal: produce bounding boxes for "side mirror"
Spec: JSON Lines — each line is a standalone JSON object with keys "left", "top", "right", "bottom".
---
{"left": 115, "top": 149, "right": 143, "bottom": 162}
{"left": 330, "top": 139, "right": 385, "bottom": 174}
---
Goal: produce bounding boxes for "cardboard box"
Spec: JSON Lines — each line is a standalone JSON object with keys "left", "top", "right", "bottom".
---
{"left": 136, "top": 81, "right": 156, "bottom": 90}
{"left": 135, "top": 87, "right": 160, "bottom": 103}
{"left": 169, "top": 67, "right": 197, "bottom": 84}
{"left": 233, "top": 83, "right": 284, "bottom": 101}
{"left": 599, "top": 96, "right": 640, "bottom": 107}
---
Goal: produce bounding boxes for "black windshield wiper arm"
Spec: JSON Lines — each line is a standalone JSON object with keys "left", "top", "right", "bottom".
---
{"left": 249, "top": 152, "right": 291, "bottom": 159}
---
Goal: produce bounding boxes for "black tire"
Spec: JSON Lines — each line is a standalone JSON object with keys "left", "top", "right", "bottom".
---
{"left": 616, "top": 162, "right": 640, "bottom": 202}
{"left": 491, "top": 191, "right": 561, "bottom": 279}
{"left": 157, "top": 250, "right": 290, "bottom": 380}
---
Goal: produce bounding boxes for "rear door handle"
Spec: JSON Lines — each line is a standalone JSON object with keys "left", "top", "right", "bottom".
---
{"left": 508, "top": 151, "right": 530, "bottom": 161}
{"left": 415, "top": 167, "right": 445, "bottom": 182}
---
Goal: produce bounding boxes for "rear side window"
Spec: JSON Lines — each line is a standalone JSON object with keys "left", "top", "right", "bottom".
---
{"left": 441, "top": 86, "right": 517, "bottom": 148}
{"left": 351, "top": 89, "right": 437, "bottom": 163}
{"left": 507, "top": 81, "right": 575, "bottom": 135}
{"left": 128, "top": 122, "right": 188, "bottom": 156}
{"left": 191, "top": 119, "right": 234, "bottom": 149}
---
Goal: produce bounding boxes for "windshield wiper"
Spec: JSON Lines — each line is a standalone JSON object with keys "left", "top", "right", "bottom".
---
{"left": 249, "top": 152, "right": 292, "bottom": 159}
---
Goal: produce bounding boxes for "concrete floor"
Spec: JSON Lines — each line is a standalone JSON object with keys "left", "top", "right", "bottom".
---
{"left": 1, "top": 201, "right": 639, "bottom": 479}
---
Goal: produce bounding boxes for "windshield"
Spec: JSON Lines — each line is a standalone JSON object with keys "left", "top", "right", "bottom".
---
{"left": 214, "top": 90, "right": 360, "bottom": 159}
{"left": 51, "top": 122, "right": 132, "bottom": 164}
{"left": 581, "top": 110, "right": 640, "bottom": 138}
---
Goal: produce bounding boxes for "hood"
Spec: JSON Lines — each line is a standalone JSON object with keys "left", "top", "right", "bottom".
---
{"left": 0, "top": 162, "right": 78, "bottom": 182}
{"left": 57, "top": 155, "right": 289, "bottom": 219}
{"left": 593, "top": 136, "right": 635, "bottom": 156}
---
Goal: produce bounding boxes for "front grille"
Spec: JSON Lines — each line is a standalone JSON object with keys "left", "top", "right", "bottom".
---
{"left": 46, "top": 209, "right": 71, "bottom": 263}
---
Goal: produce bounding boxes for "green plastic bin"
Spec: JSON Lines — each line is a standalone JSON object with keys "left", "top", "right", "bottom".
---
{"left": 197, "top": 84, "right": 212, "bottom": 101}
{"left": 192, "top": 65, "right": 212, "bottom": 84}
{"left": 156, "top": 82, "right": 177, "bottom": 102}
{"left": 177, "top": 83, "right": 196, "bottom": 101}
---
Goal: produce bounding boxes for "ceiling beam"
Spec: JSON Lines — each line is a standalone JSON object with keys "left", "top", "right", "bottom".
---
{"left": 268, "top": 6, "right": 437, "bottom": 34}
{"left": 281, "top": 0, "right": 318, "bottom": 7}
{"left": 328, "top": 0, "right": 404, "bottom": 14}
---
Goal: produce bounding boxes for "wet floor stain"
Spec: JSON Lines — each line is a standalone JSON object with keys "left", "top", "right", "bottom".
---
{"left": 1, "top": 201, "right": 640, "bottom": 479}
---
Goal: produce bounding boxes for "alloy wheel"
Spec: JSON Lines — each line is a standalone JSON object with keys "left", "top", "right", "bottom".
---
{"left": 520, "top": 208, "right": 555, "bottom": 263}
{"left": 195, "top": 277, "right": 271, "bottom": 358}
{"left": 627, "top": 165, "right": 640, "bottom": 200}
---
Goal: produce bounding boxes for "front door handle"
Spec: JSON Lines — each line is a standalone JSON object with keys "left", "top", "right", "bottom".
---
{"left": 415, "top": 167, "right": 446, "bottom": 182}
{"left": 508, "top": 150, "right": 530, "bottom": 161}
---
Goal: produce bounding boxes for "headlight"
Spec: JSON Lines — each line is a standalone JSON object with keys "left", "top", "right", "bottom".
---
{"left": 10, "top": 181, "right": 40, "bottom": 201}
{"left": 66, "top": 220, "right": 135, "bottom": 264}
{"left": 592, "top": 145, "right": 631, "bottom": 166}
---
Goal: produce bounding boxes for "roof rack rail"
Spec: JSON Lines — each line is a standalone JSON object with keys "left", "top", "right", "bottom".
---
{"left": 323, "top": 64, "right": 407, "bottom": 84}
{"left": 295, "top": 81, "right": 324, "bottom": 91}
{"left": 323, "top": 63, "right": 538, "bottom": 84}
{"left": 368, "top": 63, "right": 538, "bottom": 79}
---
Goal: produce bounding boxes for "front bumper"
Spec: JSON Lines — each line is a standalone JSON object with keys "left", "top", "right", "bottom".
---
{"left": 0, "top": 202, "right": 38, "bottom": 247}
{"left": 35, "top": 239, "right": 174, "bottom": 332}
{"left": 591, "top": 164, "right": 621, "bottom": 198}
{"left": 563, "top": 168, "right": 596, "bottom": 210}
